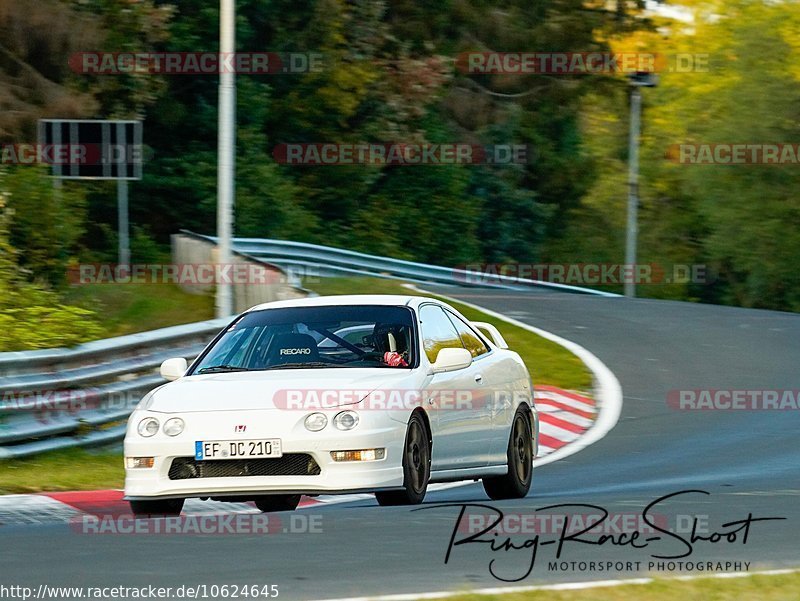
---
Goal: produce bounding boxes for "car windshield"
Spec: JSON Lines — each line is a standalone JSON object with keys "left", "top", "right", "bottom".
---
{"left": 192, "top": 305, "right": 416, "bottom": 373}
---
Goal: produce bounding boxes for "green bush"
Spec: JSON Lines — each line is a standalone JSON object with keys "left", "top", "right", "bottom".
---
{"left": 0, "top": 179, "right": 101, "bottom": 352}
{"left": 0, "top": 305, "right": 103, "bottom": 351}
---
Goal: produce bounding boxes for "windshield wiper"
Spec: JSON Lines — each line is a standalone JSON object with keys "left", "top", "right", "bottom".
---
{"left": 260, "top": 362, "right": 338, "bottom": 370}
{"left": 197, "top": 364, "right": 250, "bottom": 374}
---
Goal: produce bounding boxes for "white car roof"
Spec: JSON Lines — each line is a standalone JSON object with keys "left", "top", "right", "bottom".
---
{"left": 245, "top": 294, "right": 442, "bottom": 313}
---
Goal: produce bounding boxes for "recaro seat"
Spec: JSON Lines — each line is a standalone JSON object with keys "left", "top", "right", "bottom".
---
{"left": 266, "top": 333, "right": 321, "bottom": 365}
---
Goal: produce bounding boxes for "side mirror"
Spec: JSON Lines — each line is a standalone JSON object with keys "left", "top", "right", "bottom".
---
{"left": 431, "top": 347, "right": 472, "bottom": 373}
{"left": 160, "top": 357, "right": 188, "bottom": 381}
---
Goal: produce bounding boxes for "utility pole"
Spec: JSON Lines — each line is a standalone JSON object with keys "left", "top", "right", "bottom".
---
{"left": 216, "top": 0, "right": 236, "bottom": 317}
{"left": 625, "top": 72, "right": 657, "bottom": 298}
{"left": 117, "top": 178, "right": 130, "bottom": 267}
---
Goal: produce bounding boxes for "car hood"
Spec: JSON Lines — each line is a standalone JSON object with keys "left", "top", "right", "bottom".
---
{"left": 145, "top": 368, "right": 421, "bottom": 413}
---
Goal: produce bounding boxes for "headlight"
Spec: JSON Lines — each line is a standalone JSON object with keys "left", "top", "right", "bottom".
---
{"left": 137, "top": 417, "right": 160, "bottom": 437}
{"left": 163, "top": 417, "right": 185, "bottom": 437}
{"left": 304, "top": 412, "right": 328, "bottom": 432}
{"left": 333, "top": 410, "right": 359, "bottom": 431}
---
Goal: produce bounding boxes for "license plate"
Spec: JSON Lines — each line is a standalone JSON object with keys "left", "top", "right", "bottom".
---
{"left": 195, "top": 439, "right": 282, "bottom": 461}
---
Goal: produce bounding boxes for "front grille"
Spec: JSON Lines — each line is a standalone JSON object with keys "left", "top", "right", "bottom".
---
{"left": 168, "top": 454, "right": 321, "bottom": 480}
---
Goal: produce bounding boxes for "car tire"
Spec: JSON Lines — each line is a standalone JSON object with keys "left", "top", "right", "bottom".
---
{"left": 254, "top": 495, "right": 301, "bottom": 512}
{"left": 375, "top": 413, "right": 430, "bottom": 506}
{"left": 483, "top": 408, "right": 533, "bottom": 500}
{"left": 129, "top": 498, "right": 184, "bottom": 517}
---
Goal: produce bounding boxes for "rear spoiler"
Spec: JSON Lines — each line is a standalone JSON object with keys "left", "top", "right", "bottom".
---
{"left": 471, "top": 321, "right": 509, "bottom": 349}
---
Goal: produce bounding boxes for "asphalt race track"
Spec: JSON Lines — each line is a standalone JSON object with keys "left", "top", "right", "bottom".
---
{"left": 2, "top": 288, "right": 799, "bottom": 600}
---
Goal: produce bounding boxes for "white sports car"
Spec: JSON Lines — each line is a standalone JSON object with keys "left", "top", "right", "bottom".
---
{"left": 124, "top": 295, "right": 538, "bottom": 515}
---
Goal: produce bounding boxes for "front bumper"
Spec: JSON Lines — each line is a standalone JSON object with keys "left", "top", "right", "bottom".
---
{"left": 124, "top": 409, "right": 406, "bottom": 500}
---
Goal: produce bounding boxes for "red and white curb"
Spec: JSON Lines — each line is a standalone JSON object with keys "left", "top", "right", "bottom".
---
{"left": 534, "top": 385, "right": 595, "bottom": 454}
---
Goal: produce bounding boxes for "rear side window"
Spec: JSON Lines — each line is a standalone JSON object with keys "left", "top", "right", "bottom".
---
{"left": 446, "top": 311, "right": 490, "bottom": 358}
{"left": 419, "top": 305, "right": 465, "bottom": 363}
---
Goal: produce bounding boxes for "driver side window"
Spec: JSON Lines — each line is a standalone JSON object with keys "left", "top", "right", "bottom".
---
{"left": 419, "top": 305, "right": 465, "bottom": 363}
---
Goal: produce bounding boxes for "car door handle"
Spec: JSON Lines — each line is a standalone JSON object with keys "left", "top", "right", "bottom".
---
{"left": 474, "top": 374, "right": 483, "bottom": 383}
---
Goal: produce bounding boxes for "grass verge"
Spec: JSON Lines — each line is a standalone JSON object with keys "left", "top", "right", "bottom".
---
{"left": 63, "top": 283, "right": 214, "bottom": 339}
{"left": 0, "top": 448, "right": 123, "bottom": 494}
{"left": 446, "top": 571, "right": 800, "bottom": 601}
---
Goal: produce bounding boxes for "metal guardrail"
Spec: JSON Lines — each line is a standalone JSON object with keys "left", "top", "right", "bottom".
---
{"left": 0, "top": 318, "right": 229, "bottom": 459}
{"left": 0, "top": 234, "right": 617, "bottom": 459}
{"left": 183, "top": 231, "right": 619, "bottom": 297}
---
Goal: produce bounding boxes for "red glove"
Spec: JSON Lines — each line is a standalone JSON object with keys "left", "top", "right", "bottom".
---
{"left": 383, "top": 352, "right": 408, "bottom": 367}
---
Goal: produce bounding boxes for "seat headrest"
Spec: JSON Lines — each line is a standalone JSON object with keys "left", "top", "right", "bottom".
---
{"left": 373, "top": 324, "right": 408, "bottom": 354}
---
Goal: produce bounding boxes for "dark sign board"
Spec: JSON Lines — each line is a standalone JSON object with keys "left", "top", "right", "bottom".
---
{"left": 37, "top": 119, "right": 143, "bottom": 180}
